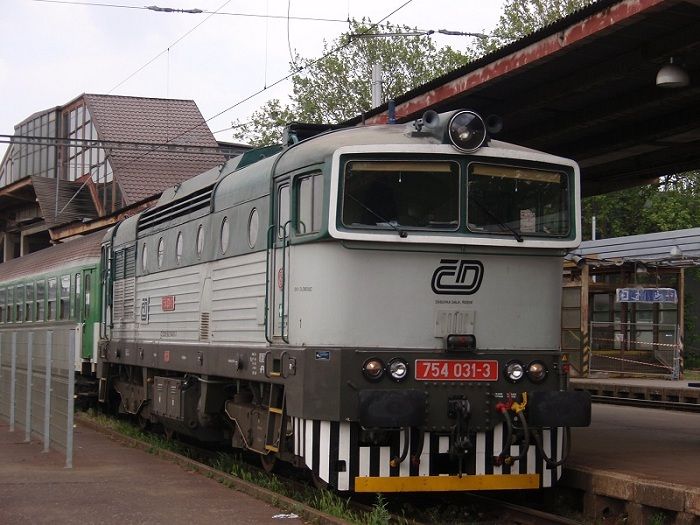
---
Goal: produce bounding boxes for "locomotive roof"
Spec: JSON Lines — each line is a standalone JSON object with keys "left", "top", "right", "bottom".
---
{"left": 272, "top": 121, "right": 545, "bottom": 176}
{"left": 0, "top": 231, "right": 104, "bottom": 284}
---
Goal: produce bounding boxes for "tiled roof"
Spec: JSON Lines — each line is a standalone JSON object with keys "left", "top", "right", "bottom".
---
{"left": 32, "top": 176, "right": 98, "bottom": 226}
{"left": 84, "top": 94, "right": 225, "bottom": 204}
{"left": 0, "top": 230, "right": 104, "bottom": 283}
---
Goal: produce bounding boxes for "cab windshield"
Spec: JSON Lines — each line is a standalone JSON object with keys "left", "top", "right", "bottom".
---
{"left": 467, "top": 163, "right": 569, "bottom": 238}
{"left": 341, "top": 160, "right": 459, "bottom": 230}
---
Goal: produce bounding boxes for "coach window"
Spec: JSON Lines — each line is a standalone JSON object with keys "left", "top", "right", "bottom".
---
{"left": 25, "top": 283, "right": 34, "bottom": 322}
{"left": 6, "top": 287, "right": 13, "bottom": 322}
{"left": 84, "top": 273, "right": 92, "bottom": 317}
{"left": 278, "top": 185, "right": 290, "bottom": 238}
{"left": 36, "top": 280, "right": 45, "bottom": 321}
{"left": 296, "top": 173, "right": 323, "bottom": 234}
{"left": 220, "top": 217, "right": 230, "bottom": 254}
{"left": 196, "top": 224, "right": 205, "bottom": 256}
{"left": 60, "top": 275, "right": 70, "bottom": 320}
{"left": 176, "top": 231, "right": 183, "bottom": 265}
{"left": 157, "top": 237, "right": 165, "bottom": 268}
{"left": 47, "top": 278, "right": 57, "bottom": 321}
{"left": 15, "top": 284, "right": 23, "bottom": 323}
{"left": 141, "top": 242, "right": 148, "bottom": 272}
{"left": 0, "top": 287, "right": 5, "bottom": 323}
{"left": 73, "top": 273, "right": 82, "bottom": 319}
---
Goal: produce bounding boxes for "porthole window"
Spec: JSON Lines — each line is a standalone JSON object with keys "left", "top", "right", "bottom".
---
{"left": 157, "top": 237, "right": 165, "bottom": 268}
{"left": 176, "top": 231, "right": 183, "bottom": 264}
{"left": 220, "top": 217, "right": 230, "bottom": 254}
{"left": 196, "top": 224, "right": 205, "bottom": 256}
{"left": 248, "top": 208, "right": 259, "bottom": 249}
{"left": 141, "top": 242, "right": 148, "bottom": 271}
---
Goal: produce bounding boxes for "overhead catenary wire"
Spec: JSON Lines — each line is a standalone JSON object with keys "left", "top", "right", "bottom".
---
{"left": 31, "top": 0, "right": 349, "bottom": 23}
{"left": 107, "top": 0, "right": 233, "bottom": 93}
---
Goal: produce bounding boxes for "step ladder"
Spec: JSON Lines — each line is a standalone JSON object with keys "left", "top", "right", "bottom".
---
{"left": 265, "top": 382, "right": 285, "bottom": 453}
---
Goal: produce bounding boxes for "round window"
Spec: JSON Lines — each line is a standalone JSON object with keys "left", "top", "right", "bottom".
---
{"left": 176, "top": 231, "right": 183, "bottom": 264}
{"left": 196, "top": 224, "right": 205, "bottom": 256}
{"left": 220, "top": 217, "right": 230, "bottom": 254}
{"left": 141, "top": 242, "right": 148, "bottom": 271}
{"left": 157, "top": 237, "right": 165, "bottom": 268}
{"left": 248, "top": 208, "right": 259, "bottom": 249}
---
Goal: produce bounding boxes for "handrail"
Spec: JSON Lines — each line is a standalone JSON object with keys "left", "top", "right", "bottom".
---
{"left": 280, "top": 220, "right": 291, "bottom": 344}
{"left": 263, "top": 225, "right": 275, "bottom": 344}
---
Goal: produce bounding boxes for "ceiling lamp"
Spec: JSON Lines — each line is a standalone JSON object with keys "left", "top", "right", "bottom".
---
{"left": 656, "top": 58, "right": 689, "bottom": 88}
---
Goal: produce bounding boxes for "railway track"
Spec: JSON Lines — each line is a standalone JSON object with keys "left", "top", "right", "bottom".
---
{"left": 590, "top": 394, "right": 700, "bottom": 413}
{"left": 78, "top": 412, "right": 584, "bottom": 525}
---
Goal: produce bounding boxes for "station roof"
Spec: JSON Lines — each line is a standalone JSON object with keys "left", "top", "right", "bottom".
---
{"left": 570, "top": 227, "right": 700, "bottom": 267}
{"left": 352, "top": 0, "right": 700, "bottom": 197}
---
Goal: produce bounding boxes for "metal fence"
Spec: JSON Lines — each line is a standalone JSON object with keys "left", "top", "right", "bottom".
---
{"left": 589, "top": 321, "right": 681, "bottom": 379}
{"left": 0, "top": 327, "right": 76, "bottom": 467}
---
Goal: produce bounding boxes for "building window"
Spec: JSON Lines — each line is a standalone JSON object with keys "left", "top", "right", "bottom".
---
{"left": 6, "top": 287, "right": 13, "bottom": 323}
{"left": 220, "top": 217, "right": 230, "bottom": 254}
{"left": 176, "top": 231, "right": 183, "bottom": 264}
{"left": 157, "top": 237, "right": 165, "bottom": 268}
{"left": 0, "top": 287, "right": 5, "bottom": 323}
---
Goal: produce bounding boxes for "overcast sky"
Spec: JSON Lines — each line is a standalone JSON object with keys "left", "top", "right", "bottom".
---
{"left": 0, "top": 0, "right": 504, "bottom": 158}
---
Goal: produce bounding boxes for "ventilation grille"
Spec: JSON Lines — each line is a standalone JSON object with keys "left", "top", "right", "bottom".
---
{"left": 113, "top": 277, "right": 136, "bottom": 323}
{"left": 199, "top": 312, "right": 210, "bottom": 341}
{"left": 138, "top": 185, "right": 214, "bottom": 234}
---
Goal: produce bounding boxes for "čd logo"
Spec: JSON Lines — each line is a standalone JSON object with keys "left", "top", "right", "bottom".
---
{"left": 431, "top": 259, "right": 484, "bottom": 295}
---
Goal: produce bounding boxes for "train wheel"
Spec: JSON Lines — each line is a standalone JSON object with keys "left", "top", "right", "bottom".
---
{"left": 137, "top": 413, "right": 150, "bottom": 431}
{"left": 260, "top": 453, "right": 277, "bottom": 473}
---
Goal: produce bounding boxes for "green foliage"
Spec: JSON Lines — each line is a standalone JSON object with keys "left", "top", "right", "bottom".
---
{"left": 583, "top": 172, "right": 700, "bottom": 240}
{"left": 477, "top": 0, "right": 594, "bottom": 54}
{"left": 233, "top": 20, "right": 469, "bottom": 146}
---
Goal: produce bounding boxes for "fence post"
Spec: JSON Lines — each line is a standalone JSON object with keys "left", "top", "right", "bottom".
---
{"left": 10, "top": 331, "right": 17, "bottom": 432}
{"left": 65, "top": 329, "right": 75, "bottom": 469}
{"left": 43, "top": 331, "right": 52, "bottom": 453}
{"left": 25, "top": 331, "right": 33, "bottom": 443}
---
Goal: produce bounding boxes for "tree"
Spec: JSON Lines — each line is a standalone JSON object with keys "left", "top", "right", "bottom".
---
{"left": 232, "top": 20, "right": 470, "bottom": 146}
{"left": 477, "top": 0, "right": 593, "bottom": 54}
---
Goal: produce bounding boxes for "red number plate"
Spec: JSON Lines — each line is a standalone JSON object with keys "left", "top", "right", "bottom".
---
{"left": 415, "top": 359, "right": 499, "bottom": 381}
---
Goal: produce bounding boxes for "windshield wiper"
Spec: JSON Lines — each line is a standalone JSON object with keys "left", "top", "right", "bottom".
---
{"left": 471, "top": 199, "right": 523, "bottom": 242}
{"left": 346, "top": 193, "right": 408, "bottom": 238}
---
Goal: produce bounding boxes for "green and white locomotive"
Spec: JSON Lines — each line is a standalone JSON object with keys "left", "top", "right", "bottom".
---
{"left": 2, "top": 110, "right": 591, "bottom": 492}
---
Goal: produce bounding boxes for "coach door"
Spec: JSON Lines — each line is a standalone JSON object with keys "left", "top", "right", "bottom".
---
{"left": 270, "top": 181, "right": 290, "bottom": 342}
{"left": 79, "top": 268, "right": 97, "bottom": 361}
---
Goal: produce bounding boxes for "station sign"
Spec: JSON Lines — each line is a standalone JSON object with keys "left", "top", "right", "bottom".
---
{"left": 616, "top": 288, "right": 677, "bottom": 304}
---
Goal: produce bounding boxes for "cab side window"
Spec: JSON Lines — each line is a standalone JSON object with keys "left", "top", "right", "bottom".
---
{"left": 296, "top": 173, "right": 323, "bottom": 235}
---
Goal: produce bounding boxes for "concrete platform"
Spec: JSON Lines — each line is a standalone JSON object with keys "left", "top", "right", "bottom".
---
{"left": 571, "top": 377, "right": 700, "bottom": 404}
{"left": 563, "top": 403, "right": 700, "bottom": 524}
{"left": 0, "top": 420, "right": 306, "bottom": 525}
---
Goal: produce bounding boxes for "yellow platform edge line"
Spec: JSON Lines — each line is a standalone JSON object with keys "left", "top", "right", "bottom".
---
{"left": 354, "top": 474, "right": 540, "bottom": 492}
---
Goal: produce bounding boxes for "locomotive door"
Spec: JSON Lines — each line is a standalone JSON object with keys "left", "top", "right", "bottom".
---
{"left": 270, "top": 182, "right": 290, "bottom": 341}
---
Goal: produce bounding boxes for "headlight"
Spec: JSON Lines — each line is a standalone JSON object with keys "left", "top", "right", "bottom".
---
{"left": 504, "top": 360, "right": 525, "bottom": 383}
{"left": 526, "top": 361, "right": 548, "bottom": 383}
{"left": 362, "top": 358, "right": 385, "bottom": 382}
{"left": 448, "top": 110, "right": 487, "bottom": 152}
{"left": 387, "top": 358, "right": 408, "bottom": 382}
